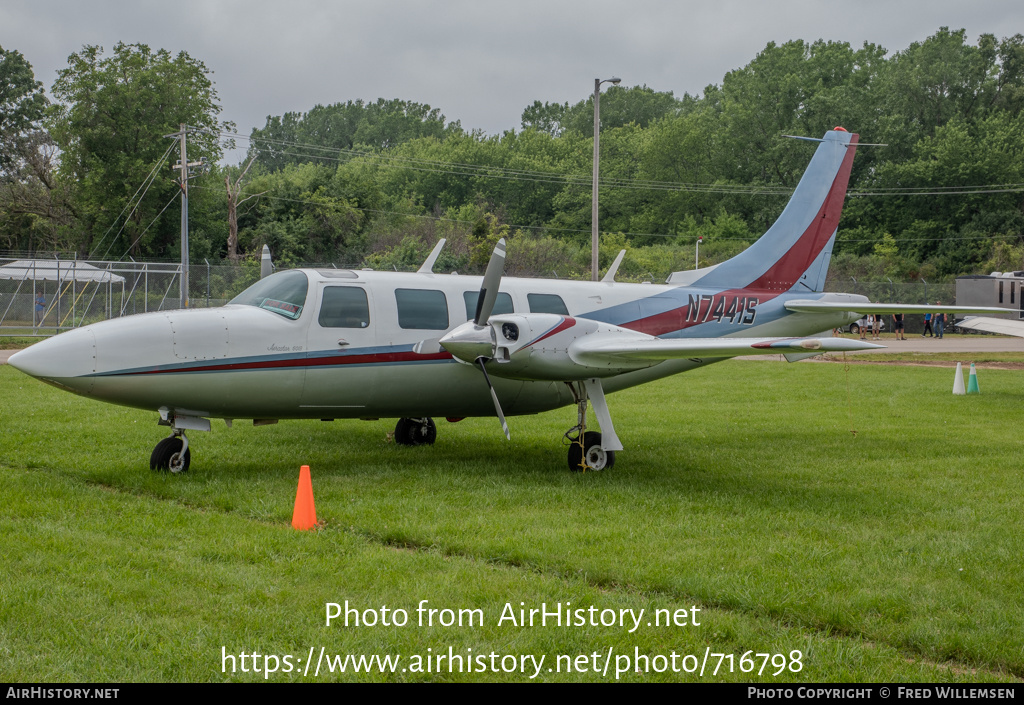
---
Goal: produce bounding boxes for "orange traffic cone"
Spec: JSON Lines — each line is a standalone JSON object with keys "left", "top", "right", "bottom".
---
{"left": 292, "top": 465, "right": 318, "bottom": 530}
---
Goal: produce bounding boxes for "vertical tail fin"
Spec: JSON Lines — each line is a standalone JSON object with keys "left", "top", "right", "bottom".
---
{"left": 669, "top": 129, "right": 858, "bottom": 293}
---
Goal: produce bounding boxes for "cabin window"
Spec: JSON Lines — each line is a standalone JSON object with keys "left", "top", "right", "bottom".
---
{"left": 228, "top": 270, "right": 308, "bottom": 320}
{"left": 527, "top": 293, "right": 570, "bottom": 316}
{"left": 318, "top": 286, "right": 370, "bottom": 328}
{"left": 463, "top": 291, "right": 514, "bottom": 320}
{"left": 395, "top": 288, "right": 449, "bottom": 329}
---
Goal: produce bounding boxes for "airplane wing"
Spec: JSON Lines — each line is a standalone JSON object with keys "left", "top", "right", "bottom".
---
{"left": 954, "top": 316, "right": 1024, "bottom": 337}
{"left": 569, "top": 336, "right": 882, "bottom": 365}
{"left": 784, "top": 301, "right": 1009, "bottom": 315}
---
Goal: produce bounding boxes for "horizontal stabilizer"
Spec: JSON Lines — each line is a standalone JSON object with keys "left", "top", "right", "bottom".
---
{"left": 570, "top": 336, "right": 882, "bottom": 365}
{"left": 955, "top": 317, "right": 1024, "bottom": 338}
{"left": 785, "top": 301, "right": 1010, "bottom": 316}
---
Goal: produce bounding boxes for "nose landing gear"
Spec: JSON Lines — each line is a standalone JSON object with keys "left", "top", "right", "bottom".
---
{"left": 150, "top": 432, "right": 190, "bottom": 473}
{"left": 151, "top": 410, "right": 209, "bottom": 473}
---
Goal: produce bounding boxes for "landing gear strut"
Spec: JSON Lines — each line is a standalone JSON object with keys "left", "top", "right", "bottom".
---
{"left": 395, "top": 417, "right": 437, "bottom": 446}
{"left": 564, "top": 379, "right": 622, "bottom": 472}
{"left": 151, "top": 409, "right": 209, "bottom": 474}
{"left": 150, "top": 431, "right": 190, "bottom": 473}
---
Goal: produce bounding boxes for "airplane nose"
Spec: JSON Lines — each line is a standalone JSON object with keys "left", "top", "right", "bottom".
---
{"left": 9, "top": 327, "right": 97, "bottom": 380}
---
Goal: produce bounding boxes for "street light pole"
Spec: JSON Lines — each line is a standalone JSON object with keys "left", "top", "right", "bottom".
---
{"left": 592, "top": 77, "right": 621, "bottom": 281}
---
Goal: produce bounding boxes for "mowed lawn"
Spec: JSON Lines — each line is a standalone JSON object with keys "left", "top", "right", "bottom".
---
{"left": 0, "top": 359, "right": 1021, "bottom": 682}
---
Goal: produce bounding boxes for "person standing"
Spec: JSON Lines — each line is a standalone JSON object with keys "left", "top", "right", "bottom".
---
{"left": 871, "top": 312, "right": 881, "bottom": 340}
{"left": 34, "top": 292, "right": 45, "bottom": 327}
{"left": 934, "top": 301, "right": 946, "bottom": 339}
{"left": 892, "top": 312, "right": 905, "bottom": 340}
{"left": 922, "top": 311, "right": 933, "bottom": 337}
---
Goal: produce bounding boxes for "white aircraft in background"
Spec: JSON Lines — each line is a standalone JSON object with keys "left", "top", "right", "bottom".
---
{"left": 9, "top": 128, "right": 1006, "bottom": 473}
{"left": 955, "top": 317, "right": 1024, "bottom": 337}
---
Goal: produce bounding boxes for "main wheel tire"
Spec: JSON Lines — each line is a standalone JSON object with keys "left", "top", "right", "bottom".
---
{"left": 567, "top": 431, "right": 615, "bottom": 472}
{"left": 150, "top": 436, "right": 190, "bottom": 473}
{"left": 394, "top": 417, "right": 437, "bottom": 446}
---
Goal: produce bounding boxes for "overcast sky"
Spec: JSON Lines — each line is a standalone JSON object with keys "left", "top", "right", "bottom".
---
{"left": 3, "top": 0, "right": 1023, "bottom": 164}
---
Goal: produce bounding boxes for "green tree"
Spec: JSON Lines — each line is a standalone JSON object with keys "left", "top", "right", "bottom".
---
{"left": 249, "top": 98, "right": 463, "bottom": 170}
{"left": 0, "top": 44, "right": 47, "bottom": 176}
{"left": 0, "top": 45, "right": 75, "bottom": 253}
{"left": 558, "top": 85, "right": 682, "bottom": 135}
{"left": 520, "top": 100, "right": 569, "bottom": 136}
{"left": 48, "top": 42, "right": 230, "bottom": 258}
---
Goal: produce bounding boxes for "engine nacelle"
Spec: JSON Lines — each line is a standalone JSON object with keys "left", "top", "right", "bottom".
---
{"left": 440, "top": 313, "right": 662, "bottom": 381}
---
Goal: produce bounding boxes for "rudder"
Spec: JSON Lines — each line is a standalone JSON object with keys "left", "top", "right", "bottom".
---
{"left": 669, "top": 129, "right": 858, "bottom": 293}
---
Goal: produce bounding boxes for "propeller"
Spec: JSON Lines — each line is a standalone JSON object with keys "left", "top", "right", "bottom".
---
{"left": 477, "top": 357, "right": 510, "bottom": 440}
{"left": 439, "top": 238, "right": 511, "bottom": 439}
{"left": 474, "top": 237, "right": 506, "bottom": 325}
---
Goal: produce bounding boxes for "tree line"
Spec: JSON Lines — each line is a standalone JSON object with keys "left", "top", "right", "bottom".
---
{"left": 2, "top": 28, "right": 1024, "bottom": 282}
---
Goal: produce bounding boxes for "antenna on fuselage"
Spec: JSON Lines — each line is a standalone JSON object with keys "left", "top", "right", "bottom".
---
{"left": 417, "top": 238, "right": 447, "bottom": 274}
{"left": 601, "top": 249, "right": 627, "bottom": 283}
{"left": 260, "top": 245, "right": 273, "bottom": 279}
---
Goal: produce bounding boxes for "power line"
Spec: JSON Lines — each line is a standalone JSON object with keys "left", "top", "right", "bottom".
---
{"left": 189, "top": 184, "right": 1024, "bottom": 246}
{"left": 89, "top": 140, "right": 178, "bottom": 260}
{"left": 220, "top": 130, "right": 1024, "bottom": 197}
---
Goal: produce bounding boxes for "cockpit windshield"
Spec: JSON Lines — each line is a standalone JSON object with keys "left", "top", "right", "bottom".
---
{"left": 228, "top": 270, "right": 309, "bottom": 320}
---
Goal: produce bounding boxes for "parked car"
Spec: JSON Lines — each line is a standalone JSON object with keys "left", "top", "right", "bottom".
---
{"left": 848, "top": 317, "right": 886, "bottom": 334}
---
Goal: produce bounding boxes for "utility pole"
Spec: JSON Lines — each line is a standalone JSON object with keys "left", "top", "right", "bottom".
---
{"left": 168, "top": 124, "right": 206, "bottom": 309}
{"left": 592, "top": 77, "right": 621, "bottom": 281}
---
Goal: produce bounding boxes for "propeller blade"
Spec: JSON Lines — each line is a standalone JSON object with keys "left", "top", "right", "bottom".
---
{"left": 474, "top": 238, "right": 506, "bottom": 325}
{"left": 477, "top": 358, "right": 510, "bottom": 440}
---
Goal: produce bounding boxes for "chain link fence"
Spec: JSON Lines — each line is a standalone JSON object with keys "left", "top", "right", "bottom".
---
{"left": 0, "top": 257, "right": 259, "bottom": 335}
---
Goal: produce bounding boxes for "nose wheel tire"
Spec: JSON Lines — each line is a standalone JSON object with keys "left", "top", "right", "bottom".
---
{"left": 150, "top": 436, "right": 191, "bottom": 473}
{"left": 567, "top": 431, "right": 615, "bottom": 472}
{"left": 394, "top": 417, "right": 437, "bottom": 446}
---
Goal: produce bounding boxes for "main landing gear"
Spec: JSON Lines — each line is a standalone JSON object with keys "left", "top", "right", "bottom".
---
{"left": 392, "top": 380, "right": 623, "bottom": 472}
{"left": 567, "top": 431, "right": 614, "bottom": 472}
{"left": 563, "top": 379, "right": 621, "bottom": 472}
{"left": 394, "top": 417, "right": 437, "bottom": 446}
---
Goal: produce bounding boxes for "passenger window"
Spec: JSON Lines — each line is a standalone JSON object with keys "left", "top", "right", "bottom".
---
{"left": 463, "top": 291, "right": 514, "bottom": 320}
{"left": 395, "top": 289, "right": 449, "bottom": 329}
{"left": 318, "top": 286, "right": 370, "bottom": 328}
{"left": 527, "top": 293, "right": 569, "bottom": 315}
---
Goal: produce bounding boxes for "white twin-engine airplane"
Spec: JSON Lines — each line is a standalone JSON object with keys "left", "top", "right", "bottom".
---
{"left": 9, "top": 128, "right": 1006, "bottom": 473}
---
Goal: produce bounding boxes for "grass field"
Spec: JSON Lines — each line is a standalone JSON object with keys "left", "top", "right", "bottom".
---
{"left": 1, "top": 359, "right": 1022, "bottom": 682}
